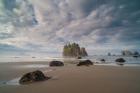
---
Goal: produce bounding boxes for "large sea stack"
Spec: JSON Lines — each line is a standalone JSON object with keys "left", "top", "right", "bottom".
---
{"left": 63, "top": 43, "right": 88, "bottom": 57}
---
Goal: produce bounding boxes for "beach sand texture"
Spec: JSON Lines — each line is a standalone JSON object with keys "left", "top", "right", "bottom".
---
{"left": 0, "top": 64, "right": 140, "bottom": 93}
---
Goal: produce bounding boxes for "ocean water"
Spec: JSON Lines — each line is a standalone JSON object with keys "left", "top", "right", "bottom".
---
{"left": 0, "top": 55, "right": 140, "bottom": 65}
{"left": 87, "top": 55, "right": 140, "bottom": 64}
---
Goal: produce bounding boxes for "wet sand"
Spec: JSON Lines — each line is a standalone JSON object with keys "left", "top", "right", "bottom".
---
{"left": 0, "top": 63, "right": 140, "bottom": 93}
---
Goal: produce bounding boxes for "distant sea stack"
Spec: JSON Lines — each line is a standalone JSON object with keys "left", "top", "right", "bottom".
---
{"left": 63, "top": 43, "right": 88, "bottom": 57}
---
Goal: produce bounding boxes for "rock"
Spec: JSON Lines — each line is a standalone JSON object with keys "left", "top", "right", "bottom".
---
{"left": 115, "top": 58, "right": 126, "bottom": 66}
{"left": 100, "top": 59, "right": 105, "bottom": 63}
{"left": 77, "top": 60, "right": 93, "bottom": 66}
{"left": 133, "top": 51, "right": 139, "bottom": 56}
{"left": 108, "top": 53, "right": 111, "bottom": 56}
{"left": 63, "top": 43, "right": 88, "bottom": 57}
{"left": 80, "top": 47, "right": 88, "bottom": 57}
{"left": 19, "top": 70, "right": 50, "bottom": 84}
{"left": 133, "top": 55, "right": 138, "bottom": 58}
{"left": 115, "top": 58, "right": 126, "bottom": 63}
{"left": 77, "top": 56, "right": 82, "bottom": 59}
{"left": 49, "top": 61, "right": 64, "bottom": 66}
{"left": 122, "top": 50, "right": 133, "bottom": 56}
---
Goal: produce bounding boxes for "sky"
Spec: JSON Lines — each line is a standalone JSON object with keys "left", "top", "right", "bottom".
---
{"left": 0, "top": 0, "right": 140, "bottom": 57}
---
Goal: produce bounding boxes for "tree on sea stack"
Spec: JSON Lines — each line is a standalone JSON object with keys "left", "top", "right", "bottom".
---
{"left": 63, "top": 43, "right": 88, "bottom": 57}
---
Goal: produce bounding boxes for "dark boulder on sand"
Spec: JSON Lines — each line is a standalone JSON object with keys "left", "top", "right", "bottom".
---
{"left": 133, "top": 55, "right": 139, "bottom": 58}
{"left": 49, "top": 61, "right": 64, "bottom": 66}
{"left": 115, "top": 58, "right": 126, "bottom": 63}
{"left": 19, "top": 70, "right": 50, "bottom": 84}
{"left": 100, "top": 59, "right": 106, "bottom": 63}
{"left": 115, "top": 58, "right": 126, "bottom": 66}
{"left": 77, "top": 60, "right": 93, "bottom": 66}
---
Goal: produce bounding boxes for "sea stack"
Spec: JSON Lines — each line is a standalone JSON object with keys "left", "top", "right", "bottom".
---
{"left": 63, "top": 43, "right": 88, "bottom": 57}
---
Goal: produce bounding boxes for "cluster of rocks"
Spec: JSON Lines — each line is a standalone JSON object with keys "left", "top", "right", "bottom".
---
{"left": 122, "top": 50, "right": 139, "bottom": 57}
{"left": 49, "top": 60, "right": 94, "bottom": 67}
{"left": 63, "top": 43, "right": 88, "bottom": 57}
{"left": 19, "top": 60, "right": 94, "bottom": 84}
{"left": 19, "top": 61, "right": 65, "bottom": 85}
{"left": 97, "top": 58, "right": 126, "bottom": 65}
{"left": 19, "top": 57, "right": 127, "bottom": 84}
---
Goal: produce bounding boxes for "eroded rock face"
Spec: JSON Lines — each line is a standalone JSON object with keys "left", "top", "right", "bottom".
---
{"left": 19, "top": 70, "right": 50, "bottom": 84}
{"left": 80, "top": 48, "right": 88, "bottom": 57}
{"left": 49, "top": 61, "right": 64, "bottom": 67}
{"left": 77, "top": 60, "right": 93, "bottom": 66}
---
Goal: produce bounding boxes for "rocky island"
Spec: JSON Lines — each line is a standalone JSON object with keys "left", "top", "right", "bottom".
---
{"left": 63, "top": 43, "right": 88, "bottom": 57}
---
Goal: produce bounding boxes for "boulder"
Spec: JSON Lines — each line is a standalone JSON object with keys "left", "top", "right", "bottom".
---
{"left": 100, "top": 59, "right": 105, "bottom": 63}
{"left": 115, "top": 58, "right": 126, "bottom": 63}
{"left": 77, "top": 60, "right": 93, "bottom": 66}
{"left": 133, "top": 55, "right": 138, "bottom": 58}
{"left": 115, "top": 58, "right": 126, "bottom": 66}
{"left": 19, "top": 70, "right": 50, "bottom": 84}
{"left": 49, "top": 61, "right": 64, "bottom": 66}
{"left": 77, "top": 56, "right": 82, "bottom": 59}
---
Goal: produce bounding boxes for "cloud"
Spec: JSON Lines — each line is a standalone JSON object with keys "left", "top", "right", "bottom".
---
{"left": 0, "top": 0, "right": 140, "bottom": 56}
{"left": 0, "top": 0, "right": 38, "bottom": 27}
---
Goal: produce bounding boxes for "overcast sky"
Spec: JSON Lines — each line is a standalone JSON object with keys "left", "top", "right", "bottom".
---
{"left": 0, "top": 0, "right": 140, "bottom": 57}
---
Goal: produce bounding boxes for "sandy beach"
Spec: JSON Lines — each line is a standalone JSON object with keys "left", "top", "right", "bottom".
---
{"left": 0, "top": 63, "right": 140, "bottom": 93}
{"left": 0, "top": 0, "right": 140, "bottom": 93}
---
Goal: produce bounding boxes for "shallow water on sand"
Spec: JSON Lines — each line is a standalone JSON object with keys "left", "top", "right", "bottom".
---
{"left": 0, "top": 62, "right": 50, "bottom": 87}
{"left": 13, "top": 64, "right": 49, "bottom": 69}
{"left": 0, "top": 56, "right": 140, "bottom": 87}
{"left": 0, "top": 55, "right": 140, "bottom": 64}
